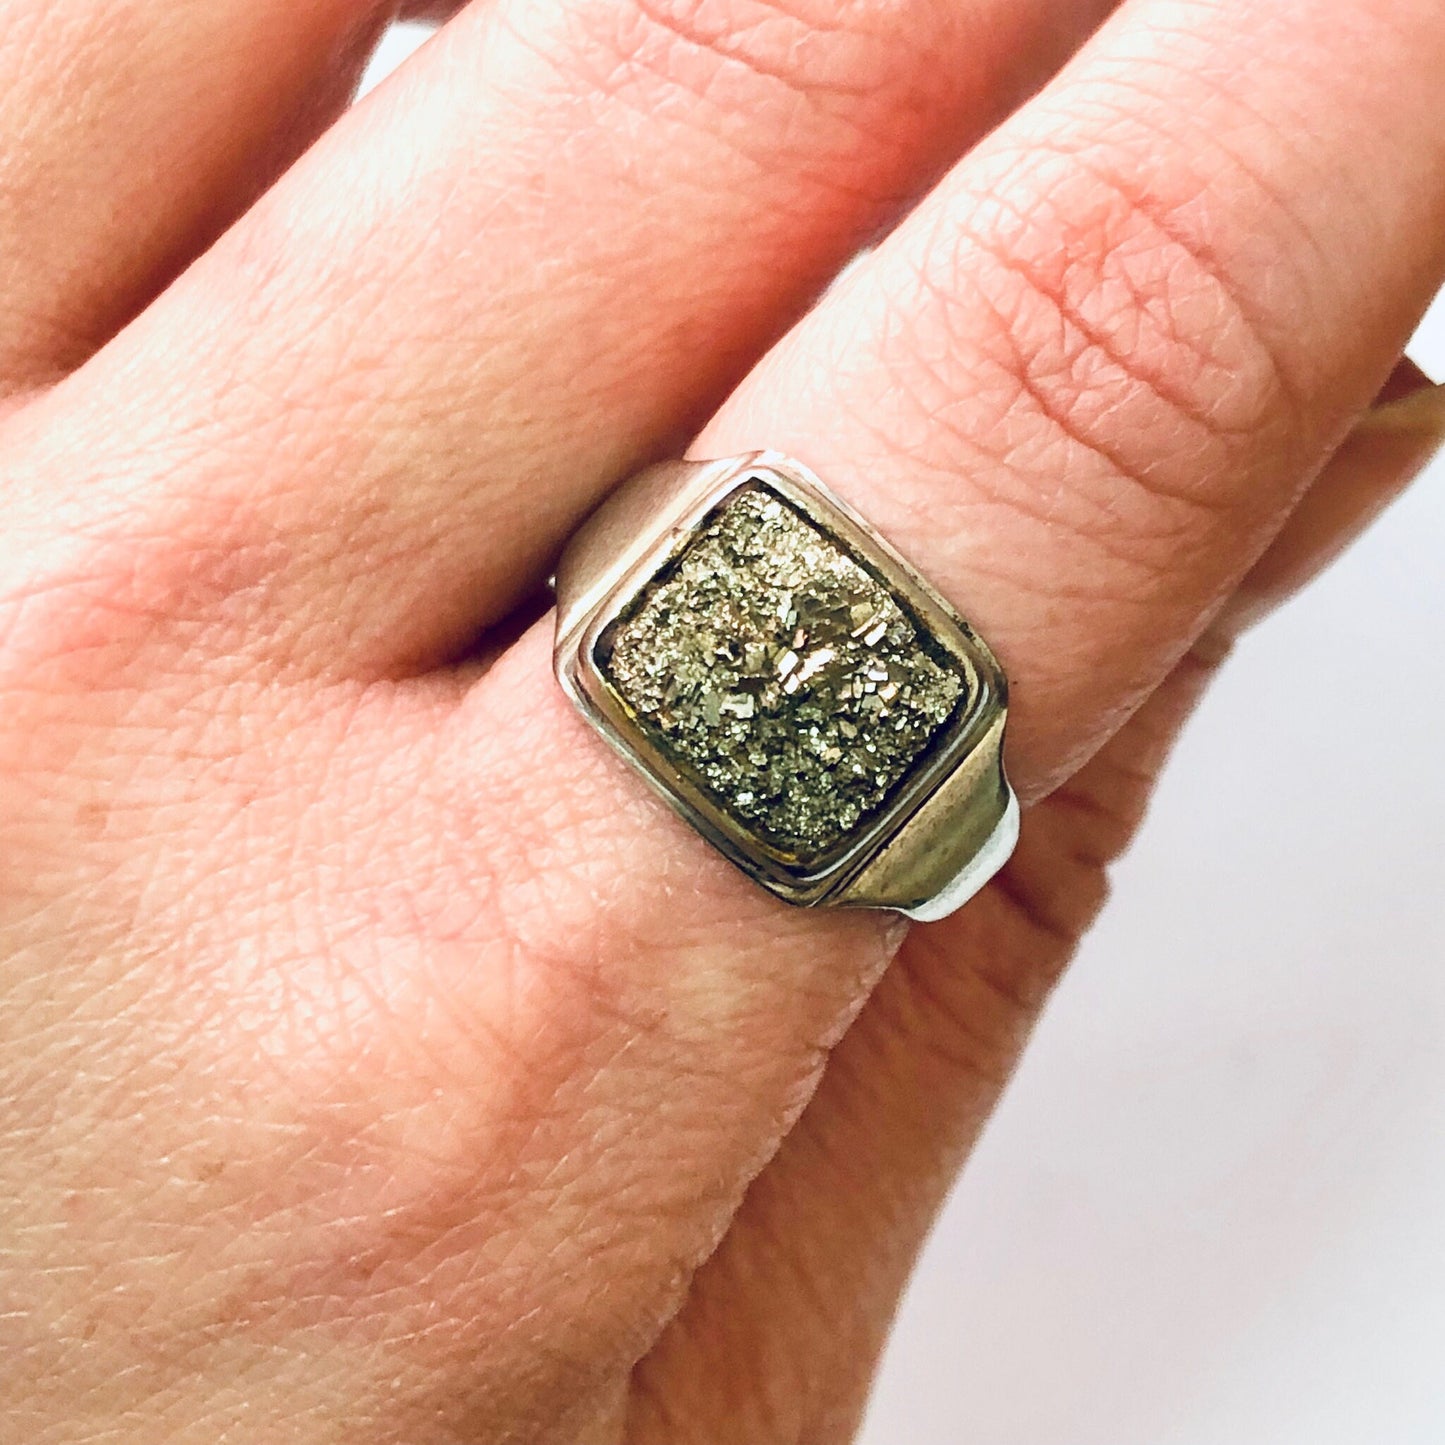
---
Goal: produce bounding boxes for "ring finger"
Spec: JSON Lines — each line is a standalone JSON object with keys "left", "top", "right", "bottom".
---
{"left": 395, "top": 0, "right": 1445, "bottom": 1380}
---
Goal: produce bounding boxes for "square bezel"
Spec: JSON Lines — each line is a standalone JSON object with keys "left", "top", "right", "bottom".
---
{"left": 556, "top": 458, "right": 1007, "bottom": 906}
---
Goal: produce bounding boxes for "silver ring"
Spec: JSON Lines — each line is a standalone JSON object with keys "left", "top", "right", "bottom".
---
{"left": 553, "top": 451, "right": 1018, "bottom": 922}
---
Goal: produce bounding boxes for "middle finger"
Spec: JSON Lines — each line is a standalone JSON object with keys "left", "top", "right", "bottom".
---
{"left": 3, "top": 0, "right": 1111, "bottom": 676}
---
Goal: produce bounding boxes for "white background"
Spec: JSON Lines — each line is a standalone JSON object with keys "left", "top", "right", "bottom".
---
{"left": 363, "top": 28, "right": 1445, "bottom": 1442}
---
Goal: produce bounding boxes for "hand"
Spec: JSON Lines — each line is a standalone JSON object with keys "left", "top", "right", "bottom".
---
{"left": 2, "top": 1, "right": 1442, "bottom": 1441}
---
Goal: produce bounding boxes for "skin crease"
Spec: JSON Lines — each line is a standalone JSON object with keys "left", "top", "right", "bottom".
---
{"left": 0, "top": 3, "right": 1442, "bottom": 1445}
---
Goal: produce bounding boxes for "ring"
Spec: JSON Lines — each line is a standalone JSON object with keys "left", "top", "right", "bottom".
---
{"left": 553, "top": 451, "right": 1018, "bottom": 921}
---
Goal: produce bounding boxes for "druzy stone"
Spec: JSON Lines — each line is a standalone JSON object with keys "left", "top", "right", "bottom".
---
{"left": 597, "top": 485, "right": 966, "bottom": 864}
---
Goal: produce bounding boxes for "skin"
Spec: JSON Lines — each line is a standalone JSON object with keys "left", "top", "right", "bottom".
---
{"left": 0, "top": 0, "right": 1442, "bottom": 1441}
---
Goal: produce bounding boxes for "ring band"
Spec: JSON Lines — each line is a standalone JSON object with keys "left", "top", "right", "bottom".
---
{"left": 553, "top": 451, "right": 1018, "bottom": 922}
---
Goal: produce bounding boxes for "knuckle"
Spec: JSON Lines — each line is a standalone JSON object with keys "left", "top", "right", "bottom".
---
{"left": 874, "top": 127, "right": 1301, "bottom": 579}
{"left": 570, "top": 0, "right": 950, "bottom": 138}
{"left": 0, "top": 505, "right": 242, "bottom": 699}
{"left": 0, "top": 404, "right": 295, "bottom": 699}
{"left": 0, "top": 536, "right": 163, "bottom": 734}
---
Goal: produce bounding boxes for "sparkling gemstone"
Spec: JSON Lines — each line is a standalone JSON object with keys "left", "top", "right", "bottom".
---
{"left": 597, "top": 484, "right": 966, "bottom": 865}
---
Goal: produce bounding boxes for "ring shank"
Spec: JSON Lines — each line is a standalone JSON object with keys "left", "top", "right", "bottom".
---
{"left": 554, "top": 453, "right": 1019, "bottom": 922}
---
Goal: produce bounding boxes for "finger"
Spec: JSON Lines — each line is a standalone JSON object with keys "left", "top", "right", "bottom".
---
{"left": 0, "top": 0, "right": 406, "bottom": 390}
{"left": 626, "top": 376, "right": 1445, "bottom": 1443}
{"left": 361, "top": 0, "right": 1445, "bottom": 1399}
{"left": 4, "top": 0, "right": 1116, "bottom": 672}
{"left": 692, "top": 0, "right": 1445, "bottom": 797}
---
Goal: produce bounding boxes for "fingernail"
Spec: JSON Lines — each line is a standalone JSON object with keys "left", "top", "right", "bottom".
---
{"left": 1351, "top": 381, "right": 1445, "bottom": 498}
{"left": 1356, "top": 379, "right": 1445, "bottom": 453}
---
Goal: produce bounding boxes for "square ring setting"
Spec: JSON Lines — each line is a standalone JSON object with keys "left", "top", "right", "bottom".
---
{"left": 553, "top": 453, "right": 1017, "bottom": 920}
